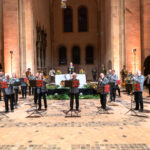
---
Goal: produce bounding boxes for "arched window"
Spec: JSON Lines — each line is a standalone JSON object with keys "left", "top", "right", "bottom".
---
{"left": 72, "top": 46, "right": 80, "bottom": 64}
{"left": 78, "top": 6, "right": 88, "bottom": 32}
{"left": 59, "top": 46, "right": 67, "bottom": 65}
{"left": 63, "top": 7, "right": 73, "bottom": 32}
{"left": 86, "top": 45, "right": 94, "bottom": 64}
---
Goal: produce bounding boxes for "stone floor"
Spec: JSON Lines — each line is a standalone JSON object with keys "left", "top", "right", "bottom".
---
{"left": 0, "top": 90, "right": 150, "bottom": 150}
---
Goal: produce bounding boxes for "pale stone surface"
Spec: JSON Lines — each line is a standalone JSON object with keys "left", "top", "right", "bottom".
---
{"left": 0, "top": 90, "right": 150, "bottom": 149}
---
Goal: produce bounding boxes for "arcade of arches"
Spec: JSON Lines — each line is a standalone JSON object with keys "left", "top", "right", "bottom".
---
{"left": 0, "top": 0, "right": 150, "bottom": 80}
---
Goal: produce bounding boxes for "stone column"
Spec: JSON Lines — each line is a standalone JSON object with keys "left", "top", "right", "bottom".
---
{"left": 3, "top": 0, "right": 20, "bottom": 75}
{"left": 0, "top": 0, "right": 4, "bottom": 68}
{"left": 125, "top": 0, "right": 141, "bottom": 73}
{"left": 24, "top": 0, "right": 35, "bottom": 74}
{"left": 110, "top": 0, "right": 120, "bottom": 76}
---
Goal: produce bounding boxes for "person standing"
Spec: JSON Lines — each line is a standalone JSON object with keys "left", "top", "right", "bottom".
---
{"left": 49, "top": 68, "right": 55, "bottom": 83}
{"left": 98, "top": 73, "right": 109, "bottom": 110}
{"left": 69, "top": 73, "right": 80, "bottom": 111}
{"left": 0, "top": 72, "right": 5, "bottom": 101}
{"left": 106, "top": 69, "right": 112, "bottom": 81}
{"left": 133, "top": 71, "right": 144, "bottom": 112}
{"left": 146, "top": 74, "right": 150, "bottom": 97}
{"left": 68, "top": 62, "right": 75, "bottom": 74}
{"left": 12, "top": 73, "right": 20, "bottom": 106}
{"left": 109, "top": 70, "right": 118, "bottom": 102}
{"left": 21, "top": 74, "right": 27, "bottom": 99}
{"left": 26, "top": 68, "right": 32, "bottom": 95}
{"left": 33, "top": 73, "right": 39, "bottom": 104}
{"left": 3, "top": 74, "right": 15, "bottom": 113}
{"left": 37, "top": 73, "right": 47, "bottom": 110}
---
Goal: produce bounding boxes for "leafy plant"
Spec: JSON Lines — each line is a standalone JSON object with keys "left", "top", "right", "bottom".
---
{"left": 47, "top": 85, "right": 60, "bottom": 89}
{"left": 47, "top": 94, "right": 100, "bottom": 100}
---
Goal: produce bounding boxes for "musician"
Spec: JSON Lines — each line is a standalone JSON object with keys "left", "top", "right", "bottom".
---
{"left": 69, "top": 73, "right": 80, "bottom": 111}
{"left": 0, "top": 72, "right": 5, "bottom": 101}
{"left": 109, "top": 70, "right": 118, "bottom": 102}
{"left": 3, "top": 74, "right": 15, "bottom": 113}
{"left": 26, "top": 68, "right": 32, "bottom": 95}
{"left": 127, "top": 71, "right": 134, "bottom": 82}
{"left": 33, "top": 73, "right": 39, "bottom": 104}
{"left": 37, "top": 73, "right": 47, "bottom": 110}
{"left": 28, "top": 74, "right": 34, "bottom": 95}
{"left": 21, "top": 74, "right": 27, "bottom": 99}
{"left": 49, "top": 68, "right": 55, "bottom": 83}
{"left": 98, "top": 73, "right": 109, "bottom": 109}
{"left": 116, "top": 81, "right": 121, "bottom": 97}
{"left": 146, "top": 74, "right": 150, "bottom": 97}
{"left": 106, "top": 69, "right": 112, "bottom": 81}
{"left": 12, "top": 73, "right": 20, "bottom": 106}
{"left": 68, "top": 62, "right": 75, "bottom": 74}
{"left": 133, "top": 71, "right": 144, "bottom": 112}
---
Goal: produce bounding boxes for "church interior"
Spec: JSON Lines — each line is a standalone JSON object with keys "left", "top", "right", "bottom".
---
{"left": 0, "top": 0, "right": 150, "bottom": 80}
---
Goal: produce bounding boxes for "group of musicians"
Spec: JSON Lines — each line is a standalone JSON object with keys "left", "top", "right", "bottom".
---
{"left": 68, "top": 63, "right": 145, "bottom": 113}
{"left": 0, "top": 62, "right": 145, "bottom": 114}
{"left": 0, "top": 68, "right": 48, "bottom": 113}
{"left": 97, "top": 69, "right": 144, "bottom": 112}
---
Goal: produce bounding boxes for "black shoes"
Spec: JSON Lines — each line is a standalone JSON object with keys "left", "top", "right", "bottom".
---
{"left": 139, "top": 109, "right": 143, "bottom": 112}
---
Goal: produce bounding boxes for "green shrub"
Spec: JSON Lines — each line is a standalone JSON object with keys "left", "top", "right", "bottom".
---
{"left": 47, "top": 94, "right": 100, "bottom": 100}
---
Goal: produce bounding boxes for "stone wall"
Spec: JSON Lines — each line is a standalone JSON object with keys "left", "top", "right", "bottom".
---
{"left": 142, "top": 0, "right": 150, "bottom": 62}
{"left": 125, "top": 0, "right": 141, "bottom": 73}
{"left": 0, "top": 0, "right": 3, "bottom": 68}
{"left": 31, "top": 0, "right": 51, "bottom": 74}
{"left": 3, "top": 0, "right": 20, "bottom": 75}
{"left": 53, "top": 0, "right": 98, "bottom": 80}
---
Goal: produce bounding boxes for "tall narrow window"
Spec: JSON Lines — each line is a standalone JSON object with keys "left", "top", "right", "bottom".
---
{"left": 59, "top": 46, "right": 67, "bottom": 65}
{"left": 86, "top": 45, "right": 94, "bottom": 64}
{"left": 63, "top": 7, "right": 73, "bottom": 32}
{"left": 72, "top": 46, "right": 80, "bottom": 64}
{"left": 78, "top": 6, "right": 88, "bottom": 32}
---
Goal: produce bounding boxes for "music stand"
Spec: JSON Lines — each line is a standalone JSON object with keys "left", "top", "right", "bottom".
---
{"left": 64, "top": 80, "right": 72, "bottom": 88}
{"left": 0, "top": 111, "right": 9, "bottom": 118}
{"left": 29, "top": 80, "right": 37, "bottom": 87}
{"left": 125, "top": 84, "right": 138, "bottom": 116}
{"left": 64, "top": 109, "right": 81, "bottom": 118}
{"left": 26, "top": 80, "right": 44, "bottom": 118}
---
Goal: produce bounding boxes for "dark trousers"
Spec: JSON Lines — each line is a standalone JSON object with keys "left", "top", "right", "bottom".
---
{"left": 21, "top": 86, "right": 27, "bottom": 98}
{"left": 4, "top": 94, "right": 14, "bottom": 111}
{"left": 70, "top": 93, "right": 79, "bottom": 110}
{"left": 110, "top": 86, "right": 117, "bottom": 101}
{"left": 38, "top": 92, "right": 47, "bottom": 109}
{"left": 33, "top": 88, "right": 38, "bottom": 104}
{"left": 134, "top": 92, "right": 143, "bottom": 110}
{"left": 29, "top": 86, "right": 33, "bottom": 95}
{"left": 148, "top": 84, "right": 150, "bottom": 96}
{"left": 100, "top": 93, "right": 107, "bottom": 109}
{"left": 117, "top": 85, "right": 121, "bottom": 97}
{"left": 14, "top": 89, "right": 18, "bottom": 105}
